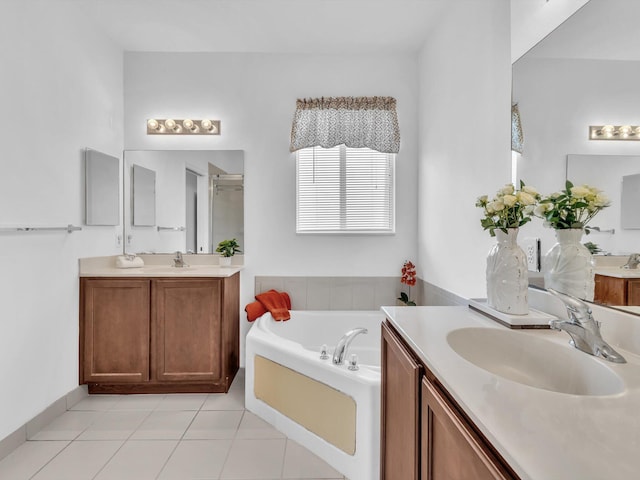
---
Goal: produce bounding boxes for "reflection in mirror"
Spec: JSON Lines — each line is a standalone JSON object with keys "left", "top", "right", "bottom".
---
{"left": 512, "top": 0, "right": 640, "bottom": 315}
{"left": 621, "top": 173, "right": 640, "bottom": 229}
{"left": 123, "top": 150, "right": 244, "bottom": 255}
{"left": 85, "top": 148, "right": 120, "bottom": 226}
{"left": 132, "top": 165, "right": 156, "bottom": 227}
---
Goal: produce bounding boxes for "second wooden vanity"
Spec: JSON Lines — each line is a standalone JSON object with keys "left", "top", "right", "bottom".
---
{"left": 79, "top": 261, "right": 240, "bottom": 394}
{"left": 380, "top": 305, "right": 640, "bottom": 480}
{"left": 594, "top": 273, "right": 640, "bottom": 306}
{"left": 381, "top": 320, "right": 518, "bottom": 480}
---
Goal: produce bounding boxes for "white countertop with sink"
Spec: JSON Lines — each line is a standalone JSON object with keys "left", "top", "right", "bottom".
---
{"left": 382, "top": 304, "right": 640, "bottom": 480}
{"left": 79, "top": 255, "right": 243, "bottom": 278}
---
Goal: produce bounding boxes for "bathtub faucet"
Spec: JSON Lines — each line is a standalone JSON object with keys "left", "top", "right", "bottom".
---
{"left": 332, "top": 328, "right": 368, "bottom": 366}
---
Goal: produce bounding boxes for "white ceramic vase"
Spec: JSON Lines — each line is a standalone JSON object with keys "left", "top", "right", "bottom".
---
{"left": 486, "top": 228, "right": 529, "bottom": 315}
{"left": 543, "top": 228, "right": 594, "bottom": 301}
{"left": 219, "top": 256, "right": 232, "bottom": 267}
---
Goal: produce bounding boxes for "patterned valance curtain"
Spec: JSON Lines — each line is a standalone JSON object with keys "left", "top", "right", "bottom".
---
{"left": 511, "top": 103, "right": 524, "bottom": 154}
{"left": 289, "top": 96, "right": 401, "bottom": 154}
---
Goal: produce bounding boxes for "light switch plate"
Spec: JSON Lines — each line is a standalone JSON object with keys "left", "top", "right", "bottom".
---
{"left": 521, "top": 237, "right": 540, "bottom": 272}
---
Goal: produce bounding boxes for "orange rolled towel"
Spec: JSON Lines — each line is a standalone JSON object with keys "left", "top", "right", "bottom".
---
{"left": 245, "top": 301, "right": 267, "bottom": 322}
{"left": 255, "top": 289, "right": 291, "bottom": 321}
{"left": 245, "top": 290, "right": 292, "bottom": 322}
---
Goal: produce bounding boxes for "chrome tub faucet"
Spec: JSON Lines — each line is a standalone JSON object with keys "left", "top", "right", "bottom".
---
{"left": 548, "top": 289, "right": 626, "bottom": 364}
{"left": 622, "top": 253, "right": 640, "bottom": 270}
{"left": 332, "top": 328, "right": 368, "bottom": 365}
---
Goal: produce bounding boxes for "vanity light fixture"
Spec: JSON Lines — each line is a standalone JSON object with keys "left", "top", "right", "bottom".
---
{"left": 147, "top": 118, "right": 221, "bottom": 135}
{"left": 589, "top": 125, "right": 640, "bottom": 141}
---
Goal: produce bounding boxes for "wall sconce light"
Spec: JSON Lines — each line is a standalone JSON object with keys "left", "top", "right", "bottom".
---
{"left": 589, "top": 125, "right": 640, "bottom": 141}
{"left": 147, "top": 118, "right": 221, "bottom": 135}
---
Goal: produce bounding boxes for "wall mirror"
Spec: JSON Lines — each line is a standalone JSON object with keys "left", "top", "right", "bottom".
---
{"left": 513, "top": 0, "right": 640, "bottom": 315}
{"left": 85, "top": 148, "right": 120, "bottom": 226}
{"left": 123, "top": 150, "right": 244, "bottom": 255}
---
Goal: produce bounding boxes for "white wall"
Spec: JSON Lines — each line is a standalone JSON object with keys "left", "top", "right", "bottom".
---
{"left": 0, "top": 2, "right": 123, "bottom": 440}
{"left": 417, "top": 0, "right": 512, "bottom": 300}
{"left": 124, "top": 52, "right": 419, "bottom": 361}
{"left": 513, "top": 57, "right": 640, "bottom": 255}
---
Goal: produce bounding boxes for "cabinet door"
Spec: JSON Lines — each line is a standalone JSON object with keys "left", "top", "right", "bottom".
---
{"left": 153, "top": 279, "right": 222, "bottom": 382}
{"left": 628, "top": 279, "right": 640, "bottom": 306}
{"left": 381, "top": 321, "right": 422, "bottom": 480}
{"left": 594, "top": 274, "right": 627, "bottom": 305}
{"left": 421, "top": 377, "right": 512, "bottom": 480}
{"left": 81, "top": 279, "right": 150, "bottom": 383}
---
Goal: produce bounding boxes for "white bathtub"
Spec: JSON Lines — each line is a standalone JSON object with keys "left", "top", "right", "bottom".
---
{"left": 245, "top": 310, "right": 383, "bottom": 480}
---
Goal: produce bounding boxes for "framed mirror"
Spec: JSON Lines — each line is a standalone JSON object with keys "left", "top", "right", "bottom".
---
{"left": 85, "top": 148, "right": 120, "bottom": 226}
{"left": 513, "top": 0, "right": 640, "bottom": 315}
{"left": 123, "top": 150, "right": 244, "bottom": 254}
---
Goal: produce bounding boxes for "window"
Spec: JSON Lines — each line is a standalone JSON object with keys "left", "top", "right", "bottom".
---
{"left": 296, "top": 146, "right": 395, "bottom": 234}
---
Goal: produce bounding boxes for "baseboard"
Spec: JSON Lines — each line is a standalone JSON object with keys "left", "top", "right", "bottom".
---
{"left": 0, "top": 384, "right": 88, "bottom": 461}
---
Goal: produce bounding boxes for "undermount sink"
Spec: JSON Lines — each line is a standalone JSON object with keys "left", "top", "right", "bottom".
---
{"left": 447, "top": 327, "right": 624, "bottom": 396}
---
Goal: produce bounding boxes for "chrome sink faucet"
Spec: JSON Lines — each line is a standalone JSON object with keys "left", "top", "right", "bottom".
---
{"left": 173, "top": 251, "right": 186, "bottom": 267}
{"left": 332, "top": 328, "right": 368, "bottom": 365}
{"left": 548, "top": 289, "right": 626, "bottom": 364}
{"left": 621, "top": 253, "right": 640, "bottom": 269}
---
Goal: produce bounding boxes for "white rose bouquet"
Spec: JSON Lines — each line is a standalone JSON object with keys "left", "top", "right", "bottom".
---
{"left": 476, "top": 181, "right": 541, "bottom": 236}
{"left": 534, "top": 180, "right": 610, "bottom": 230}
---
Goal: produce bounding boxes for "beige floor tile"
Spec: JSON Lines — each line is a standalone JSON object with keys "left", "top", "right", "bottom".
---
{"left": 94, "top": 440, "right": 177, "bottom": 480}
{"left": 130, "top": 410, "right": 197, "bottom": 440}
{"left": 155, "top": 393, "right": 208, "bottom": 411}
{"left": 69, "top": 395, "right": 121, "bottom": 411}
{"left": 220, "top": 438, "right": 286, "bottom": 479}
{"left": 282, "top": 440, "right": 343, "bottom": 479}
{"left": 31, "top": 440, "right": 123, "bottom": 480}
{"left": 157, "top": 439, "right": 233, "bottom": 479}
{"left": 183, "top": 410, "right": 243, "bottom": 439}
{"left": 76, "top": 410, "right": 150, "bottom": 440}
{"left": 201, "top": 387, "right": 245, "bottom": 411}
{"left": 109, "top": 394, "right": 165, "bottom": 410}
{"left": 29, "top": 410, "right": 102, "bottom": 440}
{"left": 0, "top": 441, "right": 69, "bottom": 480}
{"left": 236, "top": 412, "right": 286, "bottom": 439}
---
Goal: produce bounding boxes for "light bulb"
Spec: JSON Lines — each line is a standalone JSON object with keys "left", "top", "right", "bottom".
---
{"left": 601, "top": 125, "right": 615, "bottom": 137}
{"left": 619, "top": 125, "right": 632, "bottom": 138}
{"left": 147, "top": 119, "right": 159, "bottom": 130}
{"left": 201, "top": 119, "right": 213, "bottom": 131}
{"left": 183, "top": 119, "right": 194, "bottom": 129}
{"left": 173, "top": 124, "right": 182, "bottom": 134}
{"left": 165, "top": 118, "right": 176, "bottom": 130}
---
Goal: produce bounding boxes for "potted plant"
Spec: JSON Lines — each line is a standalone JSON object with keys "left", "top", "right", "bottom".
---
{"left": 216, "top": 238, "right": 242, "bottom": 266}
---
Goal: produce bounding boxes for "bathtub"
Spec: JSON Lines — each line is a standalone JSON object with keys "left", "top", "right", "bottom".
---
{"left": 245, "top": 310, "right": 383, "bottom": 480}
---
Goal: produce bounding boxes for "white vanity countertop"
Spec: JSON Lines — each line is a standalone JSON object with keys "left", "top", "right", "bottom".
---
{"left": 79, "top": 255, "right": 243, "bottom": 278}
{"left": 382, "top": 305, "right": 640, "bottom": 480}
{"left": 595, "top": 266, "right": 640, "bottom": 279}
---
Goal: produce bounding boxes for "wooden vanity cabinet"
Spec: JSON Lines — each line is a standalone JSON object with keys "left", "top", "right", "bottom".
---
{"left": 381, "top": 321, "right": 518, "bottom": 480}
{"left": 594, "top": 274, "right": 640, "bottom": 306}
{"left": 80, "top": 274, "right": 239, "bottom": 393}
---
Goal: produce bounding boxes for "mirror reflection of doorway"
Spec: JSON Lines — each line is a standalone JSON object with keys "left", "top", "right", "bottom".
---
{"left": 186, "top": 169, "right": 198, "bottom": 253}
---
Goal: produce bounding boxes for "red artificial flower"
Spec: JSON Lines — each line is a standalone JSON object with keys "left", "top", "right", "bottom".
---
{"left": 400, "top": 260, "right": 417, "bottom": 286}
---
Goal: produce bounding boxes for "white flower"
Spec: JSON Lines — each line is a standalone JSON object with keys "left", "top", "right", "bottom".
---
{"left": 489, "top": 200, "right": 505, "bottom": 211}
{"left": 524, "top": 205, "right": 535, "bottom": 214}
{"left": 522, "top": 185, "right": 538, "bottom": 195}
{"left": 534, "top": 204, "right": 549, "bottom": 217}
{"left": 499, "top": 184, "right": 514, "bottom": 195}
{"left": 593, "top": 193, "right": 610, "bottom": 207}
{"left": 517, "top": 191, "right": 536, "bottom": 206}
{"left": 502, "top": 194, "right": 517, "bottom": 207}
{"left": 570, "top": 185, "right": 590, "bottom": 198}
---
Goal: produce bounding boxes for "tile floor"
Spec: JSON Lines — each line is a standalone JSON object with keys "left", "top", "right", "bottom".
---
{"left": 0, "top": 370, "right": 347, "bottom": 480}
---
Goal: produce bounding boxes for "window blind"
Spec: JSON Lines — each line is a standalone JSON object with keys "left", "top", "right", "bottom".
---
{"left": 296, "top": 146, "right": 395, "bottom": 233}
